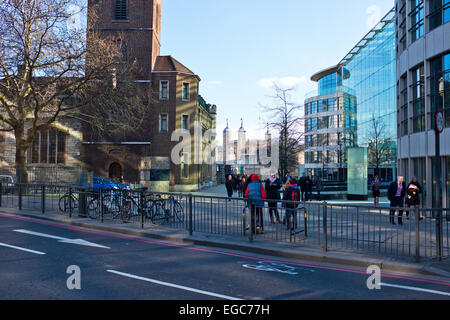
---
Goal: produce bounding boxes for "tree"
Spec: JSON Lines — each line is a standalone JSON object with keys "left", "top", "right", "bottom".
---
{"left": 367, "top": 115, "right": 394, "bottom": 177}
{"left": 0, "top": 0, "right": 148, "bottom": 182}
{"left": 261, "top": 85, "right": 304, "bottom": 178}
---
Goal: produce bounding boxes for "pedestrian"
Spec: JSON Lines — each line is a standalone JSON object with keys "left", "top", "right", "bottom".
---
{"left": 371, "top": 176, "right": 381, "bottom": 206}
{"left": 245, "top": 174, "right": 267, "bottom": 234}
{"left": 305, "top": 175, "right": 313, "bottom": 201}
{"left": 265, "top": 173, "right": 282, "bottom": 224}
{"left": 297, "top": 172, "right": 307, "bottom": 201}
{"left": 283, "top": 179, "right": 300, "bottom": 231}
{"left": 405, "top": 177, "right": 423, "bottom": 220}
{"left": 387, "top": 176, "right": 406, "bottom": 225}
{"left": 313, "top": 175, "right": 323, "bottom": 201}
{"left": 225, "top": 174, "right": 234, "bottom": 201}
{"left": 281, "top": 171, "right": 291, "bottom": 186}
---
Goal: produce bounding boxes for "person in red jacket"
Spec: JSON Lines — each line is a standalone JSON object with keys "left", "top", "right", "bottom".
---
{"left": 245, "top": 174, "right": 267, "bottom": 234}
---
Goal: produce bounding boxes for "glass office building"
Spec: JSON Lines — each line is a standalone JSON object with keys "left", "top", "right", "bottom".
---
{"left": 304, "top": 9, "right": 397, "bottom": 182}
{"left": 304, "top": 67, "right": 357, "bottom": 181}
{"left": 340, "top": 9, "right": 397, "bottom": 182}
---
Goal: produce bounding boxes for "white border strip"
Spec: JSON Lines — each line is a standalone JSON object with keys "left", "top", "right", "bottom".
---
{"left": 107, "top": 270, "right": 242, "bottom": 300}
{"left": 380, "top": 282, "right": 450, "bottom": 297}
{"left": 0, "top": 242, "right": 46, "bottom": 255}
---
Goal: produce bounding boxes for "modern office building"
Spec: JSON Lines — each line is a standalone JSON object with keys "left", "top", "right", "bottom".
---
{"left": 395, "top": 0, "right": 449, "bottom": 207}
{"left": 304, "top": 68, "right": 357, "bottom": 181}
{"left": 304, "top": 8, "right": 397, "bottom": 182}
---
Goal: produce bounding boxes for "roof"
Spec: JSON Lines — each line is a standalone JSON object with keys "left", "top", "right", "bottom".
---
{"left": 153, "top": 56, "right": 200, "bottom": 80}
{"left": 310, "top": 65, "right": 341, "bottom": 82}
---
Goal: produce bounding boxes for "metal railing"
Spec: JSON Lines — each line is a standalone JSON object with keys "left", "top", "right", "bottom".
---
{"left": 0, "top": 183, "right": 449, "bottom": 262}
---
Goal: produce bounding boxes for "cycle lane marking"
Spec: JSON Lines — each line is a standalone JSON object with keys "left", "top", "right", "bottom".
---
{"left": 380, "top": 282, "right": 450, "bottom": 297}
{"left": 106, "top": 269, "right": 242, "bottom": 300}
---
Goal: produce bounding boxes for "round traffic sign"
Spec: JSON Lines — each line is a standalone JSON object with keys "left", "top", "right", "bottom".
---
{"left": 436, "top": 110, "right": 445, "bottom": 134}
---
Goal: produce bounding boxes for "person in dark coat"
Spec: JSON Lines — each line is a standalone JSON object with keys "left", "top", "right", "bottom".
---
{"left": 265, "top": 173, "right": 282, "bottom": 224}
{"left": 283, "top": 179, "right": 301, "bottom": 231}
{"left": 405, "top": 177, "right": 423, "bottom": 220}
{"left": 245, "top": 174, "right": 267, "bottom": 234}
{"left": 297, "top": 172, "right": 307, "bottom": 201}
{"left": 304, "top": 175, "right": 313, "bottom": 201}
{"left": 313, "top": 175, "right": 323, "bottom": 201}
{"left": 387, "top": 176, "right": 406, "bottom": 225}
{"left": 225, "top": 175, "right": 234, "bottom": 201}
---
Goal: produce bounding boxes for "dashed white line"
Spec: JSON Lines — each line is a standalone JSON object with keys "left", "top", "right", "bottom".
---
{"left": 0, "top": 242, "right": 46, "bottom": 255}
{"left": 381, "top": 282, "right": 450, "bottom": 297}
{"left": 106, "top": 269, "right": 242, "bottom": 300}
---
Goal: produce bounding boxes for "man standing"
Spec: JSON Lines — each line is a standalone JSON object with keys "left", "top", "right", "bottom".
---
{"left": 313, "top": 175, "right": 323, "bottom": 201}
{"left": 305, "top": 175, "right": 313, "bottom": 201}
{"left": 388, "top": 176, "right": 407, "bottom": 225}
{"left": 245, "top": 174, "right": 267, "bottom": 234}
{"left": 297, "top": 172, "right": 307, "bottom": 201}
{"left": 225, "top": 175, "right": 234, "bottom": 201}
{"left": 282, "top": 171, "right": 291, "bottom": 186}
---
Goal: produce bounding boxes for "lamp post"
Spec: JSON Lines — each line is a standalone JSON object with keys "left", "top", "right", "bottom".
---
{"left": 435, "top": 76, "right": 445, "bottom": 260}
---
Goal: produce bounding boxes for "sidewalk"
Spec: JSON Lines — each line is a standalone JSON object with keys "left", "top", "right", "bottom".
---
{"left": 1, "top": 206, "right": 450, "bottom": 280}
{"left": 194, "top": 184, "right": 392, "bottom": 206}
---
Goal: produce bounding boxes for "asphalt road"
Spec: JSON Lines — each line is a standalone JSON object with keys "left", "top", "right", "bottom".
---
{"left": 1, "top": 213, "right": 450, "bottom": 301}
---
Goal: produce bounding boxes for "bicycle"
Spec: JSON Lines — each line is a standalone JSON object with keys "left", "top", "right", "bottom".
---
{"left": 146, "top": 195, "right": 184, "bottom": 224}
{"left": 59, "top": 192, "right": 79, "bottom": 213}
{"left": 88, "top": 188, "right": 142, "bottom": 221}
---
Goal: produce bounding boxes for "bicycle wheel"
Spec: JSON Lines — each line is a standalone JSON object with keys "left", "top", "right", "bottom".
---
{"left": 87, "top": 198, "right": 100, "bottom": 219}
{"left": 148, "top": 200, "right": 165, "bottom": 224}
{"left": 59, "top": 194, "right": 76, "bottom": 213}
{"left": 102, "top": 194, "right": 120, "bottom": 218}
{"left": 173, "top": 201, "right": 184, "bottom": 223}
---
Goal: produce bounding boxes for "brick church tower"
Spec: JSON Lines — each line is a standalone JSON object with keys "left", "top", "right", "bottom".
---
{"left": 83, "top": 0, "right": 217, "bottom": 191}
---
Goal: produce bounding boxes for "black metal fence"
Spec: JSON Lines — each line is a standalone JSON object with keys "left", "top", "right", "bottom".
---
{"left": 1, "top": 183, "right": 449, "bottom": 262}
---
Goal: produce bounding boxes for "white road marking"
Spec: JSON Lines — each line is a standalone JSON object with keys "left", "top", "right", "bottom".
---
{"left": 380, "top": 282, "right": 450, "bottom": 297}
{"left": 106, "top": 270, "right": 243, "bottom": 300}
{"left": 13, "top": 229, "right": 110, "bottom": 249}
{"left": 0, "top": 242, "right": 46, "bottom": 255}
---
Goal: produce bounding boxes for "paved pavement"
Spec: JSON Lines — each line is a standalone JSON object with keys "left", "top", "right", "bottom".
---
{"left": 1, "top": 212, "right": 450, "bottom": 300}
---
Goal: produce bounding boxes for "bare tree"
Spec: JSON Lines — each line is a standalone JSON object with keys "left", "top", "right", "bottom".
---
{"left": 261, "top": 85, "right": 304, "bottom": 178}
{"left": 0, "top": 0, "right": 148, "bottom": 182}
{"left": 367, "top": 115, "right": 394, "bottom": 177}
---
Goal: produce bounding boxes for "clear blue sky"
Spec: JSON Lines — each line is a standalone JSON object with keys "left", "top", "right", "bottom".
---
{"left": 161, "top": 0, "right": 395, "bottom": 139}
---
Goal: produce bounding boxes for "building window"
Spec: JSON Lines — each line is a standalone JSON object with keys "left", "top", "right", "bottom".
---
{"left": 160, "top": 114, "right": 168, "bottom": 132}
{"left": 180, "top": 152, "right": 189, "bottom": 179}
{"left": 400, "top": 75, "right": 408, "bottom": 136}
{"left": 160, "top": 81, "right": 169, "bottom": 100}
{"left": 182, "top": 82, "right": 190, "bottom": 101}
{"left": 411, "top": 65, "right": 425, "bottom": 133}
{"left": 182, "top": 115, "right": 189, "bottom": 130}
{"left": 429, "top": 0, "right": 450, "bottom": 31}
{"left": 28, "top": 128, "right": 66, "bottom": 164}
{"left": 113, "top": 0, "right": 128, "bottom": 21}
{"left": 410, "top": 0, "right": 424, "bottom": 43}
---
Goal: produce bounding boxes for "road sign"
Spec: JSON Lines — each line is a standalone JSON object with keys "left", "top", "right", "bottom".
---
{"left": 436, "top": 110, "right": 445, "bottom": 134}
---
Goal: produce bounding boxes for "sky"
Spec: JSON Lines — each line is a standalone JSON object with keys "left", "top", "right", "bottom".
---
{"left": 160, "top": 0, "right": 395, "bottom": 140}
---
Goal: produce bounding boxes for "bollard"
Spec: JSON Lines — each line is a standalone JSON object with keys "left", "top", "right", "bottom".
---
{"left": 0, "top": 183, "right": 2, "bottom": 208}
{"left": 140, "top": 190, "right": 144, "bottom": 229}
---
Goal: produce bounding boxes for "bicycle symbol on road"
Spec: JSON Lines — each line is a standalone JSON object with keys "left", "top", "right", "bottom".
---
{"left": 242, "top": 261, "right": 315, "bottom": 275}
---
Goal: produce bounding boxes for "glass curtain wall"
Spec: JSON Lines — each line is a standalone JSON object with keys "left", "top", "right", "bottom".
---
{"left": 341, "top": 18, "right": 397, "bottom": 182}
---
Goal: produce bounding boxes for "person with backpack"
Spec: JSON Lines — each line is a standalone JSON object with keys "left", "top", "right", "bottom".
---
{"left": 405, "top": 177, "right": 423, "bottom": 220}
{"left": 245, "top": 174, "right": 267, "bottom": 234}
{"left": 371, "top": 176, "right": 381, "bottom": 206}
{"left": 283, "top": 179, "right": 300, "bottom": 231}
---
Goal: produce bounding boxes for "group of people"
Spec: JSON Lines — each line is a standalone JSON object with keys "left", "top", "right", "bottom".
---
{"left": 387, "top": 176, "right": 423, "bottom": 225}
{"left": 225, "top": 172, "right": 322, "bottom": 235}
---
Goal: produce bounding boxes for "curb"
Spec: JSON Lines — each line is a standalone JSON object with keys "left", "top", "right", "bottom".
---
{"left": 2, "top": 209, "right": 450, "bottom": 279}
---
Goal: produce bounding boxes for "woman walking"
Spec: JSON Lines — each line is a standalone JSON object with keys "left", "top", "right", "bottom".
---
{"left": 225, "top": 175, "right": 234, "bottom": 201}
{"left": 371, "top": 176, "right": 381, "bottom": 206}
{"left": 265, "top": 173, "right": 282, "bottom": 224}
